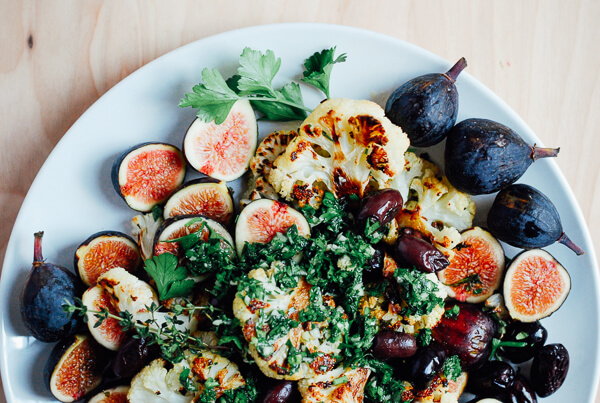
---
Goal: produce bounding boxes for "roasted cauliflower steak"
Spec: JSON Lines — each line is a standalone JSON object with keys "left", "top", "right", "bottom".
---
{"left": 267, "top": 98, "right": 410, "bottom": 207}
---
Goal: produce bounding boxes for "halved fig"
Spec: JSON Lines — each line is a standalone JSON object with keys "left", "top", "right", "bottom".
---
{"left": 88, "top": 386, "right": 130, "bottom": 403}
{"left": 235, "top": 199, "right": 310, "bottom": 257}
{"left": 111, "top": 142, "right": 186, "bottom": 212}
{"left": 438, "top": 227, "right": 505, "bottom": 303}
{"left": 163, "top": 178, "right": 234, "bottom": 226}
{"left": 81, "top": 285, "right": 127, "bottom": 350}
{"left": 154, "top": 215, "right": 234, "bottom": 259}
{"left": 43, "top": 334, "right": 107, "bottom": 402}
{"left": 183, "top": 99, "right": 257, "bottom": 181}
{"left": 74, "top": 231, "right": 141, "bottom": 286}
{"left": 504, "top": 249, "right": 571, "bottom": 322}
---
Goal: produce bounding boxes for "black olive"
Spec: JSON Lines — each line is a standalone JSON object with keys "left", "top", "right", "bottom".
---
{"left": 262, "top": 381, "right": 299, "bottom": 403}
{"left": 467, "top": 360, "right": 515, "bottom": 396}
{"left": 357, "top": 189, "right": 403, "bottom": 229}
{"left": 408, "top": 342, "right": 447, "bottom": 390}
{"left": 371, "top": 330, "right": 418, "bottom": 360}
{"left": 111, "top": 336, "right": 156, "bottom": 378}
{"left": 393, "top": 233, "right": 449, "bottom": 273}
{"left": 531, "top": 343, "right": 569, "bottom": 397}
{"left": 499, "top": 321, "right": 547, "bottom": 363}
{"left": 506, "top": 374, "right": 537, "bottom": 403}
{"left": 363, "top": 247, "right": 385, "bottom": 283}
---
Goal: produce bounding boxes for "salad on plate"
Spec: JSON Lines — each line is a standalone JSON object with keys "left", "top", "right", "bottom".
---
{"left": 17, "top": 44, "right": 580, "bottom": 403}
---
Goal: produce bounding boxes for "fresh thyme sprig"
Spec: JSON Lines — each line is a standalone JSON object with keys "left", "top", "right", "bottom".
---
{"left": 63, "top": 298, "right": 228, "bottom": 363}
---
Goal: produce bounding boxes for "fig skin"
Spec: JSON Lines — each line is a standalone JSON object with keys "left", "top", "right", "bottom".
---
{"left": 20, "top": 232, "right": 83, "bottom": 342}
{"left": 431, "top": 302, "right": 497, "bottom": 370}
{"left": 385, "top": 58, "right": 467, "bottom": 147}
{"left": 444, "top": 118, "right": 559, "bottom": 195}
{"left": 487, "top": 184, "right": 584, "bottom": 255}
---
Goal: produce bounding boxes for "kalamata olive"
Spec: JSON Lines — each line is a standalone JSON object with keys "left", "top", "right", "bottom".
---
{"left": 400, "top": 227, "right": 429, "bottom": 241}
{"left": 393, "top": 233, "right": 449, "bottom": 273}
{"left": 408, "top": 342, "right": 447, "bottom": 390}
{"left": 372, "top": 330, "right": 418, "bottom": 360}
{"left": 468, "top": 360, "right": 515, "bottom": 396}
{"left": 531, "top": 343, "right": 569, "bottom": 397}
{"left": 111, "top": 336, "right": 155, "bottom": 378}
{"left": 364, "top": 248, "right": 385, "bottom": 283}
{"left": 506, "top": 374, "right": 537, "bottom": 403}
{"left": 500, "top": 321, "right": 547, "bottom": 363}
{"left": 262, "top": 381, "right": 297, "bottom": 403}
{"left": 357, "top": 189, "right": 403, "bottom": 228}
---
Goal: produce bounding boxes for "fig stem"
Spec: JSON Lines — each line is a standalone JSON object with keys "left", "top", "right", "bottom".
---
{"left": 532, "top": 145, "right": 560, "bottom": 161}
{"left": 33, "top": 231, "right": 44, "bottom": 265}
{"left": 445, "top": 57, "right": 468, "bottom": 83}
{"left": 558, "top": 232, "right": 585, "bottom": 255}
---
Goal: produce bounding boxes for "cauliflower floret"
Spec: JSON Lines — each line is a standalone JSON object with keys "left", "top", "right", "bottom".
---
{"left": 360, "top": 273, "right": 447, "bottom": 335}
{"left": 244, "top": 130, "right": 298, "bottom": 205}
{"left": 391, "top": 151, "right": 426, "bottom": 204}
{"left": 250, "top": 130, "right": 298, "bottom": 178}
{"left": 132, "top": 211, "right": 163, "bottom": 261}
{"left": 188, "top": 351, "right": 246, "bottom": 397}
{"left": 392, "top": 153, "right": 475, "bottom": 250}
{"left": 97, "top": 267, "right": 158, "bottom": 322}
{"left": 268, "top": 98, "right": 409, "bottom": 207}
{"left": 128, "top": 352, "right": 246, "bottom": 403}
{"left": 233, "top": 263, "right": 348, "bottom": 380}
{"left": 413, "top": 372, "right": 468, "bottom": 403}
{"left": 298, "top": 366, "right": 371, "bottom": 403}
{"left": 128, "top": 358, "right": 194, "bottom": 403}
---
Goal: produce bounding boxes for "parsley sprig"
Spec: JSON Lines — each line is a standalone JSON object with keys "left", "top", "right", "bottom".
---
{"left": 180, "top": 47, "right": 346, "bottom": 124}
{"left": 144, "top": 253, "right": 195, "bottom": 300}
{"left": 301, "top": 47, "right": 347, "bottom": 98}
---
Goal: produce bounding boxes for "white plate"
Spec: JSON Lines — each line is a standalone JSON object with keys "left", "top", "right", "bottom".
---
{"left": 1, "top": 23, "right": 598, "bottom": 402}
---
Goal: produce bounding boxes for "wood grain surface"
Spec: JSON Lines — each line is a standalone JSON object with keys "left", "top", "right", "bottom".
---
{"left": 1, "top": 0, "right": 599, "bottom": 401}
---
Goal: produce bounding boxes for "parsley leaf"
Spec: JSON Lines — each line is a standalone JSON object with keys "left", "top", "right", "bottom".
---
{"left": 179, "top": 368, "right": 198, "bottom": 392}
{"left": 251, "top": 82, "right": 307, "bottom": 121}
{"left": 394, "top": 268, "right": 444, "bottom": 317}
{"left": 179, "top": 68, "right": 241, "bottom": 125}
{"left": 442, "top": 355, "right": 462, "bottom": 381}
{"left": 417, "top": 328, "right": 433, "bottom": 347}
{"left": 143, "top": 253, "right": 195, "bottom": 300}
{"left": 237, "top": 48, "right": 281, "bottom": 96}
{"left": 301, "top": 47, "right": 347, "bottom": 98}
{"left": 445, "top": 304, "right": 461, "bottom": 319}
{"left": 180, "top": 47, "right": 313, "bottom": 124}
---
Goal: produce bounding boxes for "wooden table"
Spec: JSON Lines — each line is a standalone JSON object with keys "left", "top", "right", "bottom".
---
{"left": 1, "top": 1, "right": 599, "bottom": 401}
